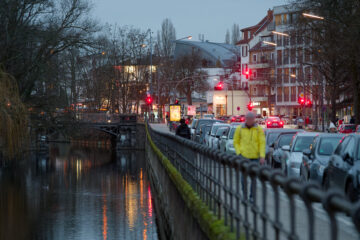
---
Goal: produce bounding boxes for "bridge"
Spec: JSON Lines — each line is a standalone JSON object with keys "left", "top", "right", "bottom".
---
{"left": 75, "top": 113, "right": 140, "bottom": 148}
{"left": 145, "top": 123, "right": 360, "bottom": 240}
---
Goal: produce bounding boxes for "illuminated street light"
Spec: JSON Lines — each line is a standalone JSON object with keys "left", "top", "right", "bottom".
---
{"left": 302, "top": 13, "right": 324, "bottom": 20}
{"left": 140, "top": 44, "right": 147, "bottom": 48}
{"left": 263, "top": 41, "right": 277, "bottom": 46}
{"left": 176, "top": 36, "right": 192, "bottom": 41}
{"left": 291, "top": 74, "right": 297, "bottom": 78}
{"left": 272, "top": 31, "right": 289, "bottom": 37}
{"left": 101, "top": 51, "right": 106, "bottom": 55}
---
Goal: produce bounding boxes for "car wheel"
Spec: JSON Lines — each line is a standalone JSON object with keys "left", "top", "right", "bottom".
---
{"left": 346, "top": 181, "right": 360, "bottom": 202}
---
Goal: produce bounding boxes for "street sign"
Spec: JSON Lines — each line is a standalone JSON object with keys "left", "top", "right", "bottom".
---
{"left": 299, "top": 92, "right": 304, "bottom": 98}
{"left": 170, "top": 105, "right": 181, "bottom": 122}
{"left": 187, "top": 105, "right": 196, "bottom": 116}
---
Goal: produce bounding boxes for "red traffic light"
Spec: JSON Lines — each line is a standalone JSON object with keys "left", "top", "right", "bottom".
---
{"left": 244, "top": 69, "right": 251, "bottom": 79}
{"left": 214, "top": 81, "right": 224, "bottom": 90}
{"left": 305, "top": 99, "right": 312, "bottom": 107}
{"left": 247, "top": 102, "right": 254, "bottom": 111}
{"left": 174, "top": 99, "right": 179, "bottom": 105}
{"left": 298, "top": 97, "right": 305, "bottom": 105}
{"left": 146, "top": 94, "right": 153, "bottom": 105}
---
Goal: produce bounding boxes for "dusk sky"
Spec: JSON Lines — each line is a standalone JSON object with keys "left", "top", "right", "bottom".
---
{"left": 92, "top": 0, "right": 286, "bottom": 42}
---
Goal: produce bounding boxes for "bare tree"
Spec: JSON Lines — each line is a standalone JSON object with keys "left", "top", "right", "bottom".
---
{"left": 156, "top": 18, "right": 176, "bottom": 58}
{"left": 231, "top": 24, "right": 241, "bottom": 45}
{"left": 225, "top": 29, "right": 231, "bottom": 44}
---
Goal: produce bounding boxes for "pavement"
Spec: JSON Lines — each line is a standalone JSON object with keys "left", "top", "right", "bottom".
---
{"left": 149, "top": 123, "right": 359, "bottom": 239}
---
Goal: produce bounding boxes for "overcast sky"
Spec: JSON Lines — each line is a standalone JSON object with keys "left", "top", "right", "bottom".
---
{"left": 92, "top": 0, "right": 286, "bottom": 42}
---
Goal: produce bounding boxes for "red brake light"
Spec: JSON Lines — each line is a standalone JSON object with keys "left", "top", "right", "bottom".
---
{"left": 280, "top": 121, "right": 284, "bottom": 125}
{"left": 267, "top": 121, "right": 271, "bottom": 125}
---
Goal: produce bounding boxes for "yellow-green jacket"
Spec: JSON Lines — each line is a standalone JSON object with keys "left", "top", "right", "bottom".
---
{"left": 233, "top": 124, "right": 266, "bottom": 159}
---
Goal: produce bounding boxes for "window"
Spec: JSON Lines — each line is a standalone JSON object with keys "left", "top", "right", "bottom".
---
{"left": 253, "top": 54, "right": 257, "bottom": 63}
{"left": 242, "top": 46, "right": 244, "bottom": 56}
{"left": 276, "top": 34, "right": 282, "bottom": 46}
{"left": 344, "top": 137, "right": 356, "bottom": 159}
{"left": 284, "top": 49, "right": 289, "bottom": 65}
{"left": 277, "top": 87, "right": 282, "bottom": 102}
{"left": 318, "top": 137, "right": 342, "bottom": 156}
{"left": 253, "top": 87, "right": 257, "bottom": 95}
{"left": 305, "top": 49, "right": 311, "bottom": 62}
{"left": 291, "top": 68, "right": 296, "bottom": 83}
{"left": 283, "top": 14, "right": 288, "bottom": 25}
{"left": 284, "top": 68, "right": 289, "bottom": 83}
{"left": 291, "top": 86, "right": 297, "bottom": 101}
{"left": 253, "top": 71, "right": 257, "bottom": 79}
{"left": 293, "top": 136, "right": 316, "bottom": 152}
{"left": 248, "top": 31, "right": 251, "bottom": 39}
{"left": 284, "top": 33, "right": 289, "bottom": 46}
{"left": 335, "top": 137, "right": 350, "bottom": 155}
{"left": 284, "top": 87, "right": 289, "bottom": 101}
{"left": 277, "top": 50, "right": 282, "bottom": 65}
{"left": 297, "top": 48, "right": 303, "bottom": 63}
{"left": 277, "top": 68, "right": 282, "bottom": 84}
{"left": 275, "top": 15, "right": 282, "bottom": 26}
{"left": 290, "top": 49, "right": 296, "bottom": 64}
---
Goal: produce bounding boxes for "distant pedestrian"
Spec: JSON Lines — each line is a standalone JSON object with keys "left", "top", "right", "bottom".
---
{"left": 175, "top": 119, "right": 191, "bottom": 139}
{"left": 233, "top": 112, "right": 266, "bottom": 202}
{"left": 328, "top": 122, "right": 337, "bottom": 133}
{"left": 297, "top": 118, "right": 304, "bottom": 129}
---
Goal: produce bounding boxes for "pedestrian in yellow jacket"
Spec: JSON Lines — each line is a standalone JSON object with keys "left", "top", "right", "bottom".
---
{"left": 233, "top": 112, "right": 266, "bottom": 165}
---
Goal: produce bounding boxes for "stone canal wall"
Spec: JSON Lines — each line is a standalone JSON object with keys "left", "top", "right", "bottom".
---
{"left": 145, "top": 124, "right": 235, "bottom": 240}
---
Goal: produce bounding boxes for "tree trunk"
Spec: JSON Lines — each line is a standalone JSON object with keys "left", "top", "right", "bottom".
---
{"left": 330, "top": 85, "right": 337, "bottom": 123}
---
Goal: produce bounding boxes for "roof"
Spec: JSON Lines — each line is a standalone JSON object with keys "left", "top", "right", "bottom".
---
{"left": 236, "top": 10, "right": 273, "bottom": 45}
{"left": 295, "top": 132, "right": 319, "bottom": 137}
{"left": 174, "top": 40, "right": 239, "bottom": 67}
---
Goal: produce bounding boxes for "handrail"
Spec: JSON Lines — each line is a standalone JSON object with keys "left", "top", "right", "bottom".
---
{"left": 147, "top": 123, "right": 360, "bottom": 240}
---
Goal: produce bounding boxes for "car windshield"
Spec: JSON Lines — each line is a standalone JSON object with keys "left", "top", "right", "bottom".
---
{"left": 267, "top": 133, "right": 280, "bottom": 146}
{"left": 318, "top": 137, "right": 342, "bottom": 156}
{"left": 292, "top": 136, "right": 316, "bottom": 152}
{"left": 268, "top": 117, "right": 280, "bottom": 121}
{"left": 229, "top": 128, "right": 237, "bottom": 139}
{"left": 211, "top": 125, "right": 224, "bottom": 135}
{"left": 278, "top": 134, "right": 294, "bottom": 147}
{"left": 196, "top": 120, "right": 220, "bottom": 133}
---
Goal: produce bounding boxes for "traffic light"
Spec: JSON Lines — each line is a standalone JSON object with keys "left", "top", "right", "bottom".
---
{"left": 214, "top": 81, "right": 224, "bottom": 90}
{"left": 174, "top": 99, "right": 179, "bottom": 105}
{"left": 305, "top": 99, "right": 312, "bottom": 108}
{"left": 245, "top": 69, "right": 251, "bottom": 79}
{"left": 298, "top": 97, "right": 305, "bottom": 106}
{"left": 145, "top": 94, "right": 153, "bottom": 105}
{"left": 247, "top": 102, "right": 254, "bottom": 111}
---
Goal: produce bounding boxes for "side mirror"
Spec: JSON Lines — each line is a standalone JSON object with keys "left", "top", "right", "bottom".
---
{"left": 281, "top": 145, "right": 290, "bottom": 151}
{"left": 344, "top": 153, "right": 354, "bottom": 165}
{"left": 303, "top": 148, "right": 311, "bottom": 157}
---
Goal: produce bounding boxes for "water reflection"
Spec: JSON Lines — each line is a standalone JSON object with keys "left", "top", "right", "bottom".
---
{"left": 0, "top": 143, "right": 158, "bottom": 240}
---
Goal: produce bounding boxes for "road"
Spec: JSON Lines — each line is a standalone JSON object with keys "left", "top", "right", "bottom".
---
{"left": 150, "top": 123, "right": 359, "bottom": 239}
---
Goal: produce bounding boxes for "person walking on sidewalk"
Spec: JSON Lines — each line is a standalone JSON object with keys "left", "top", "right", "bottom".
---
{"left": 233, "top": 112, "right": 266, "bottom": 201}
{"left": 176, "top": 119, "right": 191, "bottom": 139}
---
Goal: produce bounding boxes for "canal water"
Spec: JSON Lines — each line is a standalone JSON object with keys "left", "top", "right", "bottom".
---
{"left": 0, "top": 143, "right": 159, "bottom": 240}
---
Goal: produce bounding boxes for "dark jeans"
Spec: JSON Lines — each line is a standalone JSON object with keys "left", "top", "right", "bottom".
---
{"left": 239, "top": 155, "right": 259, "bottom": 200}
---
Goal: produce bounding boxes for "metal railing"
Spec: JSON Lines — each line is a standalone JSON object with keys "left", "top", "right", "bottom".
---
{"left": 148, "top": 124, "right": 360, "bottom": 240}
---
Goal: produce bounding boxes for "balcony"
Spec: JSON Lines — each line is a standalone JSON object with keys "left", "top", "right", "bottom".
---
{"left": 248, "top": 59, "right": 275, "bottom": 69}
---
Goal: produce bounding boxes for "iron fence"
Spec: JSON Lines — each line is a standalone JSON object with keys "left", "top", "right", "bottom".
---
{"left": 148, "top": 124, "right": 360, "bottom": 240}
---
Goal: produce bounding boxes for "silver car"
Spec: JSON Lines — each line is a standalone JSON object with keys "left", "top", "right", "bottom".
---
{"left": 207, "top": 123, "right": 230, "bottom": 148}
{"left": 212, "top": 126, "right": 230, "bottom": 150}
{"left": 280, "top": 132, "right": 318, "bottom": 177}
{"left": 219, "top": 125, "right": 240, "bottom": 154}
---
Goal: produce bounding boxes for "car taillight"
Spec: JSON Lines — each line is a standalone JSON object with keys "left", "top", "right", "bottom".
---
{"left": 280, "top": 121, "right": 284, "bottom": 125}
{"left": 267, "top": 121, "right": 271, "bottom": 125}
{"left": 240, "top": 117, "right": 245, "bottom": 121}
{"left": 231, "top": 117, "right": 235, "bottom": 122}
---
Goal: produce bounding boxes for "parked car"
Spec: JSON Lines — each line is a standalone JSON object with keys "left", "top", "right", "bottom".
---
{"left": 207, "top": 123, "right": 230, "bottom": 148}
{"left": 264, "top": 129, "right": 304, "bottom": 165}
{"left": 212, "top": 126, "right": 230, "bottom": 150}
{"left": 266, "top": 117, "right": 284, "bottom": 128}
{"left": 199, "top": 124, "right": 213, "bottom": 145}
{"left": 323, "top": 134, "right": 360, "bottom": 202}
{"left": 281, "top": 132, "right": 318, "bottom": 177}
{"left": 190, "top": 119, "right": 198, "bottom": 140}
{"left": 230, "top": 115, "right": 245, "bottom": 123}
{"left": 356, "top": 125, "right": 360, "bottom": 132}
{"left": 300, "top": 133, "right": 344, "bottom": 183}
{"left": 218, "top": 116, "right": 230, "bottom": 122}
{"left": 194, "top": 119, "right": 223, "bottom": 143}
{"left": 202, "top": 114, "right": 215, "bottom": 119}
{"left": 219, "top": 125, "right": 239, "bottom": 154}
{"left": 337, "top": 124, "right": 356, "bottom": 134}
{"left": 270, "top": 132, "right": 300, "bottom": 168}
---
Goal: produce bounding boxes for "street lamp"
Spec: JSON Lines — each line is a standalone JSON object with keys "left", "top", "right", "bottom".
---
{"left": 302, "top": 12, "right": 324, "bottom": 20}
{"left": 272, "top": 31, "right": 289, "bottom": 37}
{"left": 176, "top": 36, "right": 192, "bottom": 41}
{"left": 263, "top": 41, "right": 277, "bottom": 46}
